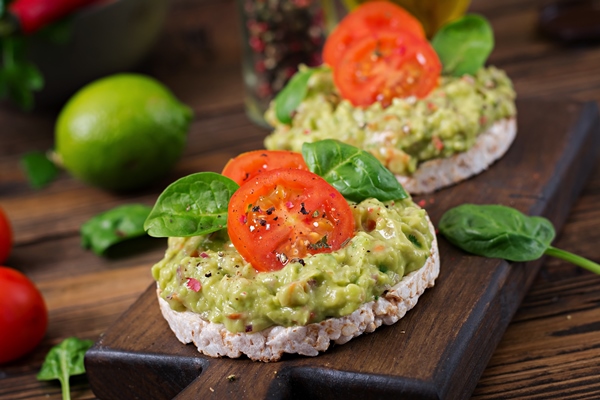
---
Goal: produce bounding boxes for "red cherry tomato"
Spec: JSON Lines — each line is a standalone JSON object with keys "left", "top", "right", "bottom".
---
{"left": 323, "top": 1, "right": 426, "bottom": 68}
{"left": 0, "top": 267, "right": 48, "bottom": 364}
{"left": 0, "top": 207, "right": 13, "bottom": 264}
{"left": 227, "top": 168, "right": 355, "bottom": 272}
{"left": 334, "top": 30, "right": 441, "bottom": 107}
{"left": 221, "top": 150, "right": 309, "bottom": 186}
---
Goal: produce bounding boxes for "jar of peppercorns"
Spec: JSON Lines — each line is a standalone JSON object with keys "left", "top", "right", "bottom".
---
{"left": 237, "top": 0, "right": 326, "bottom": 127}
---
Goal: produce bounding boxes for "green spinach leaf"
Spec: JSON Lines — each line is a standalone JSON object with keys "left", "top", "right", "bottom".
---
{"left": 81, "top": 204, "right": 152, "bottom": 255}
{"left": 438, "top": 204, "right": 554, "bottom": 261}
{"left": 37, "top": 337, "right": 94, "bottom": 400}
{"left": 20, "top": 150, "right": 59, "bottom": 189}
{"left": 274, "top": 66, "right": 323, "bottom": 124}
{"left": 302, "top": 139, "right": 408, "bottom": 202}
{"left": 144, "top": 172, "right": 239, "bottom": 238}
{"left": 439, "top": 204, "right": 600, "bottom": 274}
{"left": 431, "top": 14, "right": 494, "bottom": 77}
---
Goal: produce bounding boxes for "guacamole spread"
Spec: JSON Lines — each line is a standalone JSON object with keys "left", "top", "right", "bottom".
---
{"left": 264, "top": 66, "right": 516, "bottom": 176}
{"left": 152, "top": 197, "right": 432, "bottom": 334}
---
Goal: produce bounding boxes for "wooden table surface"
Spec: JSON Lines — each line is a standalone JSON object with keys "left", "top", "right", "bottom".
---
{"left": 1, "top": 0, "right": 600, "bottom": 398}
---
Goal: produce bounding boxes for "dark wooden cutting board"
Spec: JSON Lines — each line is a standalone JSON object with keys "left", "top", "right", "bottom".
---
{"left": 85, "top": 99, "right": 600, "bottom": 400}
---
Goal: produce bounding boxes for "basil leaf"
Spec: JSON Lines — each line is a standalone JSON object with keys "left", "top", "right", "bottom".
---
{"left": 302, "top": 139, "right": 408, "bottom": 202}
{"left": 37, "top": 337, "right": 94, "bottom": 400}
{"left": 144, "top": 172, "right": 239, "bottom": 238}
{"left": 81, "top": 204, "right": 152, "bottom": 255}
{"left": 438, "top": 204, "right": 555, "bottom": 262}
{"left": 20, "top": 150, "right": 59, "bottom": 189}
{"left": 431, "top": 14, "right": 494, "bottom": 77}
{"left": 274, "top": 67, "right": 322, "bottom": 124}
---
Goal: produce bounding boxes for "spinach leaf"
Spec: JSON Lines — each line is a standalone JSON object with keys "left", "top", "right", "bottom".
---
{"left": 438, "top": 204, "right": 554, "bottom": 261}
{"left": 302, "top": 139, "right": 408, "bottom": 202}
{"left": 37, "top": 337, "right": 94, "bottom": 400}
{"left": 20, "top": 150, "right": 59, "bottom": 189}
{"left": 81, "top": 204, "right": 152, "bottom": 255}
{"left": 144, "top": 172, "right": 239, "bottom": 238}
{"left": 274, "top": 66, "right": 323, "bottom": 124}
{"left": 439, "top": 204, "right": 600, "bottom": 275}
{"left": 431, "top": 14, "right": 494, "bottom": 77}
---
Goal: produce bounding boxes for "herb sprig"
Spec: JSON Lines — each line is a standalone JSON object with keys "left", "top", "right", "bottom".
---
{"left": 0, "top": 0, "right": 73, "bottom": 110}
{"left": 37, "top": 337, "right": 94, "bottom": 400}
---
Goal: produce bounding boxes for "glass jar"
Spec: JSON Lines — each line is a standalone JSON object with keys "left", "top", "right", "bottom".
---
{"left": 237, "top": 0, "right": 326, "bottom": 127}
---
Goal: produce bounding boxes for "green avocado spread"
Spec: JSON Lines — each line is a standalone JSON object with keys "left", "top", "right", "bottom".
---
{"left": 152, "top": 197, "right": 433, "bottom": 333}
{"left": 264, "top": 66, "right": 516, "bottom": 176}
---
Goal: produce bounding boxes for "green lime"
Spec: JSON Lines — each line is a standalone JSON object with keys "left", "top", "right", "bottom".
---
{"left": 54, "top": 73, "right": 193, "bottom": 191}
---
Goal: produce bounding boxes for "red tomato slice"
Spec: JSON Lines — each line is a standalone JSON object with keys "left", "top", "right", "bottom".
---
{"left": 323, "top": 1, "right": 426, "bottom": 68}
{"left": 227, "top": 168, "right": 355, "bottom": 272}
{"left": 221, "top": 150, "right": 309, "bottom": 186}
{"left": 334, "top": 30, "right": 441, "bottom": 107}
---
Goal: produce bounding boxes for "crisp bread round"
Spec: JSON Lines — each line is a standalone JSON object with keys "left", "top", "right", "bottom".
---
{"left": 397, "top": 118, "right": 517, "bottom": 194}
{"left": 157, "top": 218, "right": 440, "bottom": 362}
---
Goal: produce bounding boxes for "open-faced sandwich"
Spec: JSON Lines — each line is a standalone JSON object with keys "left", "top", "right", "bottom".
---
{"left": 264, "top": 1, "right": 517, "bottom": 194}
{"left": 145, "top": 140, "right": 440, "bottom": 362}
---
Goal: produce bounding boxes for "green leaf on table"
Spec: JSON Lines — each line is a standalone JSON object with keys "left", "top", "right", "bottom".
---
{"left": 144, "top": 172, "right": 239, "bottom": 238}
{"left": 302, "top": 139, "right": 408, "bottom": 203}
{"left": 274, "top": 66, "right": 323, "bottom": 124}
{"left": 81, "top": 204, "right": 152, "bottom": 255}
{"left": 438, "top": 204, "right": 600, "bottom": 275}
{"left": 20, "top": 150, "right": 59, "bottom": 189}
{"left": 438, "top": 204, "right": 554, "bottom": 262}
{"left": 431, "top": 14, "right": 494, "bottom": 77}
{"left": 37, "top": 337, "right": 94, "bottom": 400}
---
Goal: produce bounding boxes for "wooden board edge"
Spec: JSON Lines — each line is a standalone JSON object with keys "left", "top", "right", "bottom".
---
{"left": 438, "top": 101, "right": 600, "bottom": 399}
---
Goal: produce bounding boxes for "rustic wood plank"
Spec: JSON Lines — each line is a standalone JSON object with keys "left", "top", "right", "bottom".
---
{"left": 3, "top": 0, "right": 600, "bottom": 398}
{"left": 472, "top": 275, "right": 600, "bottom": 399}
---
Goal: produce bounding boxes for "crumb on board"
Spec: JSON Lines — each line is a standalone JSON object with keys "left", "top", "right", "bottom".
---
{"left": 227, "top": 374, "right": 236, "bottom": 382}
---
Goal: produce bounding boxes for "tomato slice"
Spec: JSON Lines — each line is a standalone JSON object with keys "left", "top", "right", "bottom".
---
{"left": 221, "top": 150, "right": 309, "bottom": 186}
{"left": 333, "top": 30, "right": 441, "bottom": 107}
{"left": 227, "top": 168, "right": 355, "bottom": 272}
{"left": 323, "top": 1, "right": 426, "bottom": 68}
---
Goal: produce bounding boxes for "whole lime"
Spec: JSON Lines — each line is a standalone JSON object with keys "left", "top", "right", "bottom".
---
{"left": 55, "top": 73, "right": 193, "bottom": 191}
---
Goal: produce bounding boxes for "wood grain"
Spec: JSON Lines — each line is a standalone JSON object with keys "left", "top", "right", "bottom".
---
{"left": 2, "top": 0, "right": 600, "bottom": 398}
